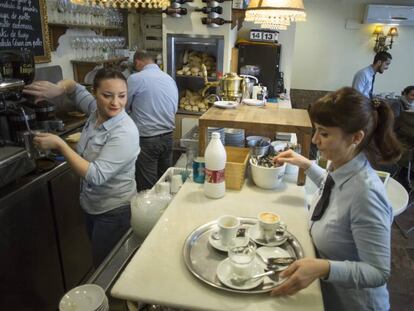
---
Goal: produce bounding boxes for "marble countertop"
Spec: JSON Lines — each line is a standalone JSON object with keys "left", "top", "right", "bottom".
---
{"left": 111, "top": 177, "right": 324, "bottom": 311}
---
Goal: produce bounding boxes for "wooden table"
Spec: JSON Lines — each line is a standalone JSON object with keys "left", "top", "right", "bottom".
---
{"left": 199, "top": 104, "right": 313, "bottom": 185}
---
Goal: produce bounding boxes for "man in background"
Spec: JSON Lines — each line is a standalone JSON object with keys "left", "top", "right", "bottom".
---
{"left": 352, "top": 51, "right": 392, "bottom": 99}
{"left": 127, "top": 50, "right": 178, "bottom": 191}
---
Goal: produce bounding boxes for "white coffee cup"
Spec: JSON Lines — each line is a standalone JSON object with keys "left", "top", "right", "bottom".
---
{"left": 228, "top": 238, "right": 256, "bottom": 279}
{"left": 258, "top": 211, "right": 286, "bottom": 240}
{"left": 217, "top": 215, "right": 240, "bottom": 246}
{"left": 170, "top": 175, "right": 183, "bottom": 194}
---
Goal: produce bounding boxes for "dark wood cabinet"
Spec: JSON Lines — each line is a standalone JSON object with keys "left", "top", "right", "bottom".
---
{"left": 0, "top": 182, "right": 65, "bottom": 311}
{"left": 0, "top": 163, "right": 94, "bottom": 310}
{"left": 49, "top": 168, "right": 93, "bottom": 291}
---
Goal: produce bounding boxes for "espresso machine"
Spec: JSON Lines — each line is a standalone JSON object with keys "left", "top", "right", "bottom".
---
{"left": 0, "top": 50, "right": 64, "bottom": 188}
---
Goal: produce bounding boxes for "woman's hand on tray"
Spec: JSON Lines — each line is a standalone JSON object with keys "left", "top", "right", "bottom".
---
{"left": 272, "top": 149, "right": 311, "bottom": 170}
{"left": 270, "top": 258, "right": 330, "bottom": 296}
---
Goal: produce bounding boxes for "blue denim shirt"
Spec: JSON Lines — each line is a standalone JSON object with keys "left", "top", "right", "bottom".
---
{"left": 352, "top": 65, "right": 376, "bottom": 98}
{"left": 69, "top": 84, "right": 140, "bottom": 214}
{"left": 306, "top": 152, "right": 392, "bottom": 311}
{"left": 127, "top": 64, "right": 178, "bottom": 137}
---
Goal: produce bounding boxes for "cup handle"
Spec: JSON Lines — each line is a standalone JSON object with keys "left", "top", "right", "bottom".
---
{"left": 276, "top": 221, "right": 287, "bottom": 236}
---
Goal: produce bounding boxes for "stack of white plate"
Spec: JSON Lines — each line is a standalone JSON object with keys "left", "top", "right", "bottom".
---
{"left": 207, "top": 127, "right": 225, "bottom": 145}
{"left": 224, "top": 128, "right": 245, "bottom": 147}
{"left": 59, "top": 284, "right": 109, "bottom": 311}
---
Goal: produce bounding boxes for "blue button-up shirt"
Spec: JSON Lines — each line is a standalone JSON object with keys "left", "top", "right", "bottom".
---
{"left": 127, "top": 64, "right": 178, "bottom": 137}
{"left": 352, "top": 65, "right": 376, "bottom": 98}
{"left": 69, "top": 84, "right": 140, "bottom": 214}
{"left": 306, "top": 152, "right": 392, "bottom": 311}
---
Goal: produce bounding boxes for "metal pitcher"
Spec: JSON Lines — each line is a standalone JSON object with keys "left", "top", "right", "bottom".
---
{"left": 240, "top": 75, "right": 259, "bottom": 99}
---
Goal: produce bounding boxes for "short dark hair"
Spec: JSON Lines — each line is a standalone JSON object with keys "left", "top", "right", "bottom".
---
{"left": 373, "top": 51, "right": 392, "bottom": 64}
{"left": 402, "top": 85, "right": 414, "bottom": 96}
{"left": 309, "top": 87, "right": 402, "bottom": 164}
{"left": 133, "top": 50, "right": 154, "bottom": 63}
{"left": 93, "top": 68, "right": 127, "bottom": 90}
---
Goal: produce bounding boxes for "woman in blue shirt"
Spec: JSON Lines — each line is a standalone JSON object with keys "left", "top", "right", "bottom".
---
{"left": 24, "top": 69, "right": 140, "bottom": 266}
{"left": 272, "top": 87, "right": 402, "bottom": 310}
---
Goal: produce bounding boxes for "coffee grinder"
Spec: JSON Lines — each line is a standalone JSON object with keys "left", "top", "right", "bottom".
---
{"left": 0, "top": 50, "right": 39, "bottom": 187}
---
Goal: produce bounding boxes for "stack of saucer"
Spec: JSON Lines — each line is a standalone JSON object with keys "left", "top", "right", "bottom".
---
{"left": 208, "top": 127, "right": 225, "bottom": 145}
{"left": 59, "top": 284, "right": 109, "bottom": 311}
{"left": 224, "top": 128, "right": 245, "bottom": 147}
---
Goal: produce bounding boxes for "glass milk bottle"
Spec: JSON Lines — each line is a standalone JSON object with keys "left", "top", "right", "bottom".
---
{"left": 204, "top": 132, "right": 226, "bottom": 199}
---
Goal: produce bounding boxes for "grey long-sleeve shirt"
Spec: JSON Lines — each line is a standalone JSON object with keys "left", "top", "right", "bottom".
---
{"left": 68, "top": 84, "right": 140, "bottom": 214}
{"left": 126, "top": 64, "right": 178, "bottom": 137}
{"left": 307, "top": 152, "right": 392, "bottom": 311}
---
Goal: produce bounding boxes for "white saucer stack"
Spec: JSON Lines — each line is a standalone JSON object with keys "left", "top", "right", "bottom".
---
{"left": 59, "top": 284, "right": 109, "bottom": 311}
{"left": 224, "top": 128, "right": 245, "bottom": 147}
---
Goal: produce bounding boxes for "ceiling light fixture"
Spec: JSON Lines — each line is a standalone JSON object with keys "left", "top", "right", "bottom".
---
{"left": 245, "top": 0, "right": 306, "bottom": 30}
{"left": 87, "top": 0, "right": 170, "bottom": 9}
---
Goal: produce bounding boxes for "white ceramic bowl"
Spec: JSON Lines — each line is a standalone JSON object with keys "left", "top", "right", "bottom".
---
{"left": 59, "top": 284, "right": 106, "bottom": 311}
{"left": 250, "top": 159, "right": 286, "bottom": 189}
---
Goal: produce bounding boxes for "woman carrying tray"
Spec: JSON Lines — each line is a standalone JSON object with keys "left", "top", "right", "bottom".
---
{"left": 271, "top": 87, "right": 402, "bottom": 311}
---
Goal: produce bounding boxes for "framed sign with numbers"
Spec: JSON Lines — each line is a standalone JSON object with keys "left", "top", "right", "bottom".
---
{"left": 249, "top": 29, "right": 279, "bottom": 43}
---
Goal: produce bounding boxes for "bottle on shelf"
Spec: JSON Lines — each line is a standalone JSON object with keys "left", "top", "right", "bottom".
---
{"left": 162, "top": 7, "right": 188, "bottom": 16}
{"left": 201, "top": 17, "right": 232, "bottom": 26}
{"left": 204, "top": 132, "right": 227, "bottom": 199}
{"left": 195, "top": 6, "right": 223, "bottom": 14}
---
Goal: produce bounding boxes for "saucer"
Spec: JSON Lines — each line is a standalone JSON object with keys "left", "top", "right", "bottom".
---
{"left": 213, "top": 101, "right": 238, "bottom": 109}
{"left": 256, "top": 246, "right": 291, "bottom": 271}
{"left": 247, "top": 224, "right": 288, "bottom": 247}
{"left": 208, "top": 233, "right": 248, "bottom": 252}
{"left": 59, "top": 284, "right": 106, "bottom": 311}
{"left": 242, "top": 98, "right": 264, "bottom": 106}
{"left": 216, "top": 258, "right": 264, "bottom": 290}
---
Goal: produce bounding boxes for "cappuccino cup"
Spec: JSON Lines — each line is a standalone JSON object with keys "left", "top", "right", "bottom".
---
{"left": 258, "top": 211, "right": 286, "bottom": 240}
{"left": 217, "top": 215, "right": 240, "bottom": 246}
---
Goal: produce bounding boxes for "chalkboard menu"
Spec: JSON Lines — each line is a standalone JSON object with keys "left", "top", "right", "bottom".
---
{"left": 0, "top": 0, "right": 51, "bottom": 63}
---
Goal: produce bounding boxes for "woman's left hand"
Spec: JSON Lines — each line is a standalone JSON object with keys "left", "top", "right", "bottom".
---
{"left": 270, "top": 258, "right": 330, "bottom": 296}
{"left": 33, "top": 132, "right": 65, "bottom": 151}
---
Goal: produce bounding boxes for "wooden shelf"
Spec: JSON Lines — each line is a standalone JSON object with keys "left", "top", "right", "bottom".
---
{"left": 71, "top": 57, "right": 129, "bottom": 83}
{"left": 177, "top": 109, "right": 205, "bottom": 116}
{"left": 175, "top": 75, "right": 217, "bottom": 82}
{"left": 71, "top": 57, "right": 129, "bottom": 65}
{"left": 48, "top": 21, "right": 126, "bottom": 51}
{"left": 48, "top": 22, "right": 123, "bottom": 30}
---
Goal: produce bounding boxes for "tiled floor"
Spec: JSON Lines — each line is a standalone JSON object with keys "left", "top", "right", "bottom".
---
{"left": 389, "top": 181, "right": 414, "bottom": 311}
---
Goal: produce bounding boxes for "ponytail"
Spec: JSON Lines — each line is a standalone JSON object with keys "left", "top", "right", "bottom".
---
{"left": 364, "top": 98, "right": 402, "bottom": 163}
{"left": 310, "top": 88, "right": 402, "bottom": 165}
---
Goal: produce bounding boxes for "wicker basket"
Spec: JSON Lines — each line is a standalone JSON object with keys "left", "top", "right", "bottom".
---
{"left": 225, "top": 146, "right": 250, "bottom": 190}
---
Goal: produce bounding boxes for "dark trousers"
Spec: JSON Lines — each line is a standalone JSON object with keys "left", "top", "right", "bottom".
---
{"left": 85, "top": 205, "right": 131, "bottom": 267}
{"left": 136, "top": 132, "right": 173, "bottom": 191}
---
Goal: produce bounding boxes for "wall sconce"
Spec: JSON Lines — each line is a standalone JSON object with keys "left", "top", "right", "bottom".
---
{"left": 373, "top": 25, "right": 398, "bottom": 53}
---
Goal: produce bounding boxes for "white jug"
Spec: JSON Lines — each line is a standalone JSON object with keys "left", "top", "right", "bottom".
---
{"left": 130, "top": 190, "right": 171, "bottom": 240}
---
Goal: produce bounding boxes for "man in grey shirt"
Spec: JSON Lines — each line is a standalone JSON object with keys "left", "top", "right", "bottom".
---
{"left": 127, "top": 50, "right": 178, "bottom": 191}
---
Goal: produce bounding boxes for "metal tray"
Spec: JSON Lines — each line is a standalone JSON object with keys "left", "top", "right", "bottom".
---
{"left": 183, "top": 217, "right": 305, "bottom": 294}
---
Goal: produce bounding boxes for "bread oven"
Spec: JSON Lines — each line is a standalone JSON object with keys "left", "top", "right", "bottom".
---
{"left": 166, "top": 34, "right": 224, "bottom": 113}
